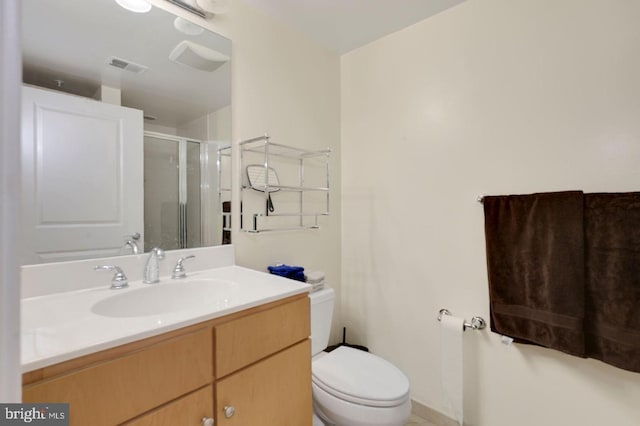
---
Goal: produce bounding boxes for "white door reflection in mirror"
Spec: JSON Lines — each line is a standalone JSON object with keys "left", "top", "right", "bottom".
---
{"left": 21, "top": 85, "right": 143, "bottom": 264}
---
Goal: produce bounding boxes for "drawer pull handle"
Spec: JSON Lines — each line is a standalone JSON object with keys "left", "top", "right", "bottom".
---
{"left": 224, "top": 405, "right": 235, "bottom": 418}
{"left": 201, "top": 417, "right": 214, "bottom": 426}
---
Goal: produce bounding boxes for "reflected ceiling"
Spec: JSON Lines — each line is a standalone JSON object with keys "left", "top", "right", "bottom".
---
{"left": 22, "top": 0, "right": 231, "bottom": 128}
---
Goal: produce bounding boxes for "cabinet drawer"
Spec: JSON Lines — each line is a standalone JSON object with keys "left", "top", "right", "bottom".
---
{"left": 216, "top": 339, "right": 312, "bottom": 426}
{"left": 215, "top": 296, "right": 309, "bottom": 377}
{"left": 124, "top": 385, "right": 213, "bottom": 426}
{"left": 23, "top": 328, "right": 212, "bottom": 426}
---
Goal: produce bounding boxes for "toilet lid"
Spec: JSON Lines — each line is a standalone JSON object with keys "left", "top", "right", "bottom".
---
{"left": 312, "top": 346, "right": 410, "bottom": 407}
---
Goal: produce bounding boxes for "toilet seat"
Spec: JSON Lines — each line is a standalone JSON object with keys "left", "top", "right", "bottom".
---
{"left": 312, "top": 346, "right": 410, "bottom": 408}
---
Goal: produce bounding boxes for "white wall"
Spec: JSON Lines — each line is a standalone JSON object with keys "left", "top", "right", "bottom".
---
{"left": 209, "top": 105, "right": 231, "bottom": 144}
{"left": 341, "top": 0, "right": 640, "bottom": 425}
{"left": 150, "top": 1, "right": 342, "bottom": 339}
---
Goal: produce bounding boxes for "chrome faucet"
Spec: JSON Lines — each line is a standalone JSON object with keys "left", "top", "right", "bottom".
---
{"left": 95, "top": 265, "right": 129, "bottom": 289}
{"left": 172, "top": 255, "right": 196, "bottom": 279}
{"left": 121, "top": 232, "right": 141, "bottom": 255}
{"left": 143, "top": 247, "right": 165, "bottom": 284}
{"left": 122, "top": 239, "right": 139, "bottom": 254}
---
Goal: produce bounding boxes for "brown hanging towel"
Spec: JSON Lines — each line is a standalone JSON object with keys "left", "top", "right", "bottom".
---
{"left": 483, "top": 191, "right": 586, "bottom": 358}
{"left": 584, "top": 193, "right": 640, "bottom": 373}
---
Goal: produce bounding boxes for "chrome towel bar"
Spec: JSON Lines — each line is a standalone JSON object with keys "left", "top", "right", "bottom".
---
{"left": 438, "top": 308, "right": 486, "bottom": 331}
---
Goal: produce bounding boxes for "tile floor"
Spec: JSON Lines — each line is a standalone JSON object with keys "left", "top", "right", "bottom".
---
{"left": 405, "top": 413, "right": 438, "bottom": 426}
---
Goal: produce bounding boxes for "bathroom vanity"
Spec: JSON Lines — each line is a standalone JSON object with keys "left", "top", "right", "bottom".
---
{"left": 20, "top": 247, "right": 312, "bottom": 426}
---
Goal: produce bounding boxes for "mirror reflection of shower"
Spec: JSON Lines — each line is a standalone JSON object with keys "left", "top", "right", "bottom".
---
{"left": 144, "top": 132, "right": 206, "bottom": 251}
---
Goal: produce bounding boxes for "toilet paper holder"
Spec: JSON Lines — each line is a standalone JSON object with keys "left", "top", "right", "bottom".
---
{"left": 438, "top": 308, "right": 486, "bottom": 331}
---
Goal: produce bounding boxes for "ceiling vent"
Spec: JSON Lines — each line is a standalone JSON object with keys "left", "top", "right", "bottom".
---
{"left": 107, "top": 56, "right": 148, "bottom": 74}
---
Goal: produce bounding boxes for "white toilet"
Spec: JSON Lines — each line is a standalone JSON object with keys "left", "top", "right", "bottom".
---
{"left": 309, "top": 288, "right": 412, "bottom": 426}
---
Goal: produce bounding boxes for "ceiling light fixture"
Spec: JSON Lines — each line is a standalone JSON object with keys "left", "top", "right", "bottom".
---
{"left": 169, "top": 40, "right": 229, "bottom": 72}
{"left": 114, "top": 0, "right": 152, "bottom": 13}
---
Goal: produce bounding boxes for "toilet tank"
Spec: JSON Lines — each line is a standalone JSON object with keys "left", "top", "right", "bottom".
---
{"left": 309, "top": 288, "right": 334, "bottom": 356}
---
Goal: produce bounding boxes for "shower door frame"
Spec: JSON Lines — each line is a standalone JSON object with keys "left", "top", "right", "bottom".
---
{"left": 143, "top": 131, "right": 208, "bottom": 250}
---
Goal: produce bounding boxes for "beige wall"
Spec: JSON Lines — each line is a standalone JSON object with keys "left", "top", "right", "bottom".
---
{"left": 150, "top": 0, "right": 342, "bottom": 340}
{"left": 341, "top": 0, "right": 640, "bottom": 425}
{"left": 227, "top": 1, "right": 342, "bottom": 342}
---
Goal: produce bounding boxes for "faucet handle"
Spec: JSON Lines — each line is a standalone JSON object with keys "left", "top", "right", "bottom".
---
{"left": 95, "top": 265, "right": 129, "bottom": 289}
{"left": 172, "top": 255, "right": 196, "bottom": 279}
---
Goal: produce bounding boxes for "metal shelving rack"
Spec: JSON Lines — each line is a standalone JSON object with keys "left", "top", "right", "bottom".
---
{"left": 217, "top": 145, "right": 232, "bottom": 239}
{"left": 239, "top": 135, "right": 331, "bottom": 233}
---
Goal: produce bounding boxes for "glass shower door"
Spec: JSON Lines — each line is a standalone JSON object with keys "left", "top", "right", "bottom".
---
{"left": 144, "top": 133, "right": 202, "bottom": 251}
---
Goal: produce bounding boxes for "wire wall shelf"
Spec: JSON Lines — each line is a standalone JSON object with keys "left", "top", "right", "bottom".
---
{"left": 240, "top": 135, "right": 331, "bottom": 233}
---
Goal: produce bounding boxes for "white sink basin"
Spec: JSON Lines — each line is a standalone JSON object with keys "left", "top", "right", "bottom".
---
{"left": 22, "top": 262, "right": 311, "bottom": 371}
{"left": 91, "top": 279, "right": 239, "bottom": 318}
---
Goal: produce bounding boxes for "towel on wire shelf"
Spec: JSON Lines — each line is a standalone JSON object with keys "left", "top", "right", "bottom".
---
{"left": 268, "top": 264, "right": 306, "bottom": 282}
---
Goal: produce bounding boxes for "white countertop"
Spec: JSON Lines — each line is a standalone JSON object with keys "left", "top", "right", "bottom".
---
{"left": 21, "top": 265, "right": 310, "bottom": 372}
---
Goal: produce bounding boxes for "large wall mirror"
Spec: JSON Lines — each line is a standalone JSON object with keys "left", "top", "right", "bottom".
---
{"left": 21, "top": 0, "right": 232, "bottom": 265}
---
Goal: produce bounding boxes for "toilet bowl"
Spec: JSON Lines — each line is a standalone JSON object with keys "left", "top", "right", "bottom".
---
{"left": 312, "top": 346, "right": 411, "bottom": 425}
{"left": 309, "top": 289, "right": 411, "bottom": 426}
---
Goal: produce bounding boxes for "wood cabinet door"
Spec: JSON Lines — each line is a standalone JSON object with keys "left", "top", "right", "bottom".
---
{"left": 216, "top": 340, "right": 312, "bottom": 426}
{"left": 124, "top": 385, "right": 214, "bottom": 426}
{"left": 215, "top": 296, "right": 310, "bottom": 378}
{"left": 23, "top": 329, "right": 212, "bottom": 426}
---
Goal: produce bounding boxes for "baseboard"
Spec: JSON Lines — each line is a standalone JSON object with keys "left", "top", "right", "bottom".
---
{"left": 411, "top": 399, "right": 459, "bottom": 426}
